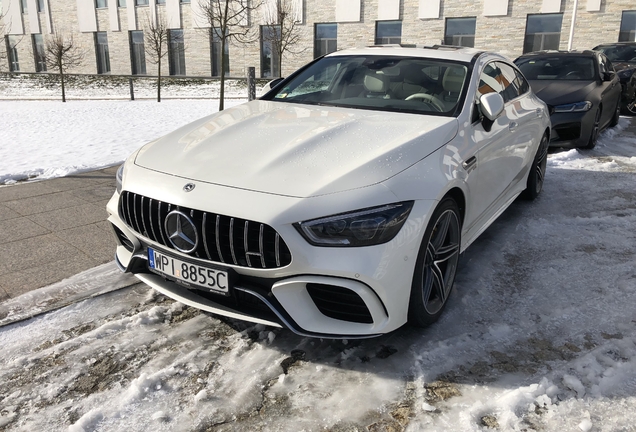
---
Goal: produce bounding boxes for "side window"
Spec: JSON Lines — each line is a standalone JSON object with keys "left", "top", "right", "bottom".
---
{"left": 473, "top": 62, "right": 504, "bottom": 123}
{"left": 598, "top": 55, "right": 608, "bottom": 75}
{"left": 514, "top": 69, "right": 530, "bottom": 95}
{"left": 496, "top": 62, "right": 521, "bottom": 102}
{"left": 602, "top": 54, "right": 615, "bottom": 72}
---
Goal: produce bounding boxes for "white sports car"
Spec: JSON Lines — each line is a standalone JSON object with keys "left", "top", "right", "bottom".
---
{"left": 107, "top": 46, "right": 550, "bottom": 338}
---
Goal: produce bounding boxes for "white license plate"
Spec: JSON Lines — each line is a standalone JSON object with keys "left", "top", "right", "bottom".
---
{"left": 148, "top": 247, "right": 229, "bottom": 295}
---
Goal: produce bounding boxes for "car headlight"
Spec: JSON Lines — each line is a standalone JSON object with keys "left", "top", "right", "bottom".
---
{"left": 553, "top": 101, "right": 592, "bottom": 113}
{"left": 618, "top": 68, "right": 635, "bottom": 79}
{"left": 116, "top": 164, "right": 124, "bottom": 194}
{"left": 294, "top": 202, "right": 414, "bottom": 247}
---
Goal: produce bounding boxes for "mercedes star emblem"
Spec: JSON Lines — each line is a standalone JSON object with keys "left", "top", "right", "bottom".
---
{"left": 164, "top": 210, "right": 199, "bottom": 253}
{"left": 183, "top": 183, "right": 196, "bottom": 192}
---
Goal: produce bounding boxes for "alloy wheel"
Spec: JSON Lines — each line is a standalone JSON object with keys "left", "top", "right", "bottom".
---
{"left": 535, "top": 135, "right": 549, "bottom": 194}
{"left": 421, "top": 209, "right": 460, "bottom": 315}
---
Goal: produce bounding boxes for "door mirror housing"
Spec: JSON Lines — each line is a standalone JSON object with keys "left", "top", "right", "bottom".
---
{"left": 602, "top": 71, "right": 616, "bottom": 82}
{"left": 268, "top": 77, "right": 285, "bottom": 89}
{"left": 479, "top": 92, "right": 505, "bottom": 121}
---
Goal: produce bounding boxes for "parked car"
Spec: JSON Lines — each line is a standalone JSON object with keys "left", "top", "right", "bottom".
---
{"left": 592, "top": 42, "right": 636, "bottom": 114}
{"left": 514, "top": 50, "right": 621, "bottom": 149}
{"left": 108, "top": 46, "right": 550, "bottom": 338}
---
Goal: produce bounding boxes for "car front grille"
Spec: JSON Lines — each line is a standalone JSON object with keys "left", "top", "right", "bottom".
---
{"left": 118, "top": 191, "right": 292, "bottom": 269}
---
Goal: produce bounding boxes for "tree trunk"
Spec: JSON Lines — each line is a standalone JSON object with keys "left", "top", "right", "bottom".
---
{"left": 219, "top": 36, "right": 226, "bottom": 111}
{"left": 157, "top": 58, "right": 162, "bottom": 103}
{"left": 60, "top": 66, "right": 66, "bottom": 103}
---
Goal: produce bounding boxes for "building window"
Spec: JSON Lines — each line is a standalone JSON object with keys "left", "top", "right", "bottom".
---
{"left": 37, "top": 0, "right": 45, "bottom": 12}
{"left": 375, "top": 21, "right": 402, "bottom": 45}
{"left": 444, "top": 17, "right": 476, "bottom": 47}
{"left": 135, "top": 0, "right": 148, "bottom": 5}
{"left": 180, "top": 0, "right": 190, "bottom": 3}
{"left": 210, "top": 29, "right": 229, "bottom": 77}
{"left": 32, "top": 34, "right": 46, "bottom": 72}
{"left": 169, "top": 29, "right": 186, "bottom": 75}
{"left": 5, "top": 36, "right": 20, "bottom": 71}
{"left": 118, "top": 0, "right": 126, "bottom": 6}
{"left": 20, "top": 0, "right": 27, "bottom": 13}
{"left": 260, "top": 25, "right": 281, "bottom": 78}
{"left": 619, "top": 11, "right": 636, "bottom": 42}
{"left": 314, "top": 23, "right": 337, "bottom": 58}
{"left": 523, "top": 13, "right": 563, "bottom": 53}
{"left": 95, "top": 31, "right": 111, "bottom": 74}
{"left": 157, "top": 0, "right": 166, "bottom": 4}
{"left": 129, "top": 30, "right": 146, "bottom": 75}
{"left": 96, "top": 0, "right": 107, "bottom": 8}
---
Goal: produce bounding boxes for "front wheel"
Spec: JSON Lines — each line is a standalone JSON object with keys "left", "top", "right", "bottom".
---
{"left": 581, "top": 108, "right": 601, "bottom": 150}
{"left": 523, "top": 133, "right": 549, "bottom": 200}
{"left": 609, "top": 100, "right": 620, "bottom": 127}
{"left": 408, "top": 198, "right": 461, "bottom": 328}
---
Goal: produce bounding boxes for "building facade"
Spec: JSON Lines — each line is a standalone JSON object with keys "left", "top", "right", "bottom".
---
{"left": 2, "top": 0, "right": 636, "bottom": 78}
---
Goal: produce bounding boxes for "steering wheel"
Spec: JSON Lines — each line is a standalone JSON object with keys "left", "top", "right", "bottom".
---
{"left": 405, "top": 93, "right": 445, "bottom": 112}
{"left": 565, "top": 71, "right": 582, "bottom": 79}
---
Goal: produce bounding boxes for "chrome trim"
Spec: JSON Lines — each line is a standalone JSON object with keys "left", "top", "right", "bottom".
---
{"left": 244, "top": 220, "right": 251, "bottom": 267}
{"left": 132, "top": 193, "right": 140, "bottom": 233}
{"left": 215, "top": 215, "right": 224, "bottom": 263}
{"left": 140, "top": 196, "right": 148, "bottom": 236}
{"left": 275, "top": 233, "right": 281, "bottom": 267}
{"left": 149, "top": 198, "right": 158, "bottom": 242}
{"left": 157, "top": 201, "right": 168, "bottom": 245}
{"left": 202, "top": 213, "right": 212, "bottom": 260}
{"left": 229, "top": 218, "right": 238, "bottom": 265}
{"left": 258, "top": 224, "right": 266, "bottom": 268}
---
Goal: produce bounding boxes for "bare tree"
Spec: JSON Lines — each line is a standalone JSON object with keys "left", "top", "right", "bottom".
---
{"left": 44, "top": 29, "right": 85, "bottom": 102}
{"left": 0, "top": 9, "right": 13, "bottom": 70}
{"left": 196, "top": 0, "right": 261, "bottom": 111}
{"left": 263, "top": 0, "right": 306, "bottom": 79}
{"left": 144, "top": 11, "right": 171, "bottom": 102}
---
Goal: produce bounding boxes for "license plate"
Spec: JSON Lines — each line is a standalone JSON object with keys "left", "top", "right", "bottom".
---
{"left": 148, "top": 247, "right": 230, "bottom": 295}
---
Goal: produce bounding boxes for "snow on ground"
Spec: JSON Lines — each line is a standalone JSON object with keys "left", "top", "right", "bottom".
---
{"left": 0, "top": 99, "right": 246, "bottom": 184}
{"left": 1, "top": 94, "right": 636, "bottom": 431}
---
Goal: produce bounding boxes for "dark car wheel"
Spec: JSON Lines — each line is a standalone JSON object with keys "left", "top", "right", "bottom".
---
{"left": 581, "top": 108, "right": 601, "bottom": 150}
{"left": 609, "top": 100, "right": 620, "bottom": 127}
{"left": 408, "top": 198, "right": 461, "bottom": 328}
{"left": 523, "top": 133, "right": 549, "bottom": 200}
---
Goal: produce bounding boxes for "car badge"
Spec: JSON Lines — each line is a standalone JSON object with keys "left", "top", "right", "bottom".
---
{"left": 165, "top": 210, "right": 199, "bottom": 253}
{"left": 183, "top": 183, "right": 196, "bottom": 192}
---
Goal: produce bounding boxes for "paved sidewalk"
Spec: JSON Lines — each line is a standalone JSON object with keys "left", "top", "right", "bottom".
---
{"left": 0, "top": 166, "right": 118, "bottom": 301}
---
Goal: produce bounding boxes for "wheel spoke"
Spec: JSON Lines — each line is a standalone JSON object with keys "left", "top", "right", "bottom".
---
{"left": 434, "top": 242, "right": 459, "bottom": 264}
{"left": 430, "top": 261, "right": 447, "bottom": 304}
{"left": 431, "top": 211, "right": 452, "bottom": 250}
{"left": 536, "top": 163, "right": 545, "bottom": 184}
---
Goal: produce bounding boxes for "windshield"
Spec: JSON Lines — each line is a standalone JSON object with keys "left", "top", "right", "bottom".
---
{"left": 515, "top": 56, "right": 597, "bottom": 81}
{"left": 595, "top": 45, "right": 636, "bottom": 63}
{"left": 264, "top": 55, "right": 469, "bottom": 116}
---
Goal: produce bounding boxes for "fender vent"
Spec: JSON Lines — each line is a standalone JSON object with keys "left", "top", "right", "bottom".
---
{"left": 306, "top": 283, "right": 373, "bottom": 324}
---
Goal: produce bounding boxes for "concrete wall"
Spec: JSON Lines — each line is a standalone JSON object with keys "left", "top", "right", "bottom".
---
{"left": 2, "top": 0, "right": 635, "bottom": 77}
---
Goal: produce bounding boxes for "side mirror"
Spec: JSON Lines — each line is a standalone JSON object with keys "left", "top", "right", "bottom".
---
{"left": 479, "top": 92, "right": 505, "bottom": 121}
{"left": 268, "top": 77, "right": 285, "bottom": 89}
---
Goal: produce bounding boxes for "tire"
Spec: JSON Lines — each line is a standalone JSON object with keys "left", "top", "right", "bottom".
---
{"left": 408, "top": 198, "right": 461, "bottom": 328}
{"left": 523, "top": 133, "right": 549, "bottom": 200}
{"left": 581, "top": 108, "right": 601, "bottom": 150}
{"left": 609, "top": 100, "right": 620, "bottom": 128}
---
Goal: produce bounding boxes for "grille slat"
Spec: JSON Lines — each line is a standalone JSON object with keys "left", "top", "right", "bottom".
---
{"left": 119, "top": 191, "right": 291, "bottom": 269}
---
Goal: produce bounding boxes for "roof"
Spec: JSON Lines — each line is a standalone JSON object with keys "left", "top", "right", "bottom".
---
{"left": 517, "top": 50, "right": 598, "bottom": 58}
{"left": 325, "top": 44, "right": 486, "bottom": 63}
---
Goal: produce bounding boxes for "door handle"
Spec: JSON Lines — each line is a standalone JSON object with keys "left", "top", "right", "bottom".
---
{"left": 462, "top": 156, "right": 477, "bottom": 173}
{"left": 509, "top": 121, "right": 518, "bottom": 131}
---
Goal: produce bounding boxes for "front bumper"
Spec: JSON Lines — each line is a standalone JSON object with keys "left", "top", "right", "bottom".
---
{"left": 106, "top": 170, "right": 434, "bottom": 338}
{"left": 548, "top": 109, "right": 596, "bottom": 148}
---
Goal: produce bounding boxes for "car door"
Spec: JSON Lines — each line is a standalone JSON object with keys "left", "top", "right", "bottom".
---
{"left": 464, "top": 61, "right": 537, "bottom": 231}
{"left": 598, "top": 53, "right": 622, "bottom": 126}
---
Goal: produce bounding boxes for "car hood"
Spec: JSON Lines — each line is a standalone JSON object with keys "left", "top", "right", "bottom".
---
{"left": 134, "top": 100, "right": 458, "bottom": 198}
{"left": 527, "top": 80, "right": 597, "bottom": 106}
{"left": 613, "top": 62, "right": 636, "bottom": 72}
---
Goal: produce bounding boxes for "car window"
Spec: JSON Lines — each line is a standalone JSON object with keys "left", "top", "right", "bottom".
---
{"left": 514, "top": 68, "right": 530, "bottom": 95}
{"left": 515, "top": 56, "right": 597, "bottom": 81}
{"left": 595, "top": 45, "right": 636, "bottom": 63}
{"left": 476, "top": 62, "right": 504, "bottom": 98}
{"left": 496, "top": 62, "right": 521, "bottom": 102}
{"left": 599, "top": 54, "right": 615, "bottom": 73}
{"left": 266, "top": 55, "right": 469, "bottom": 116}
